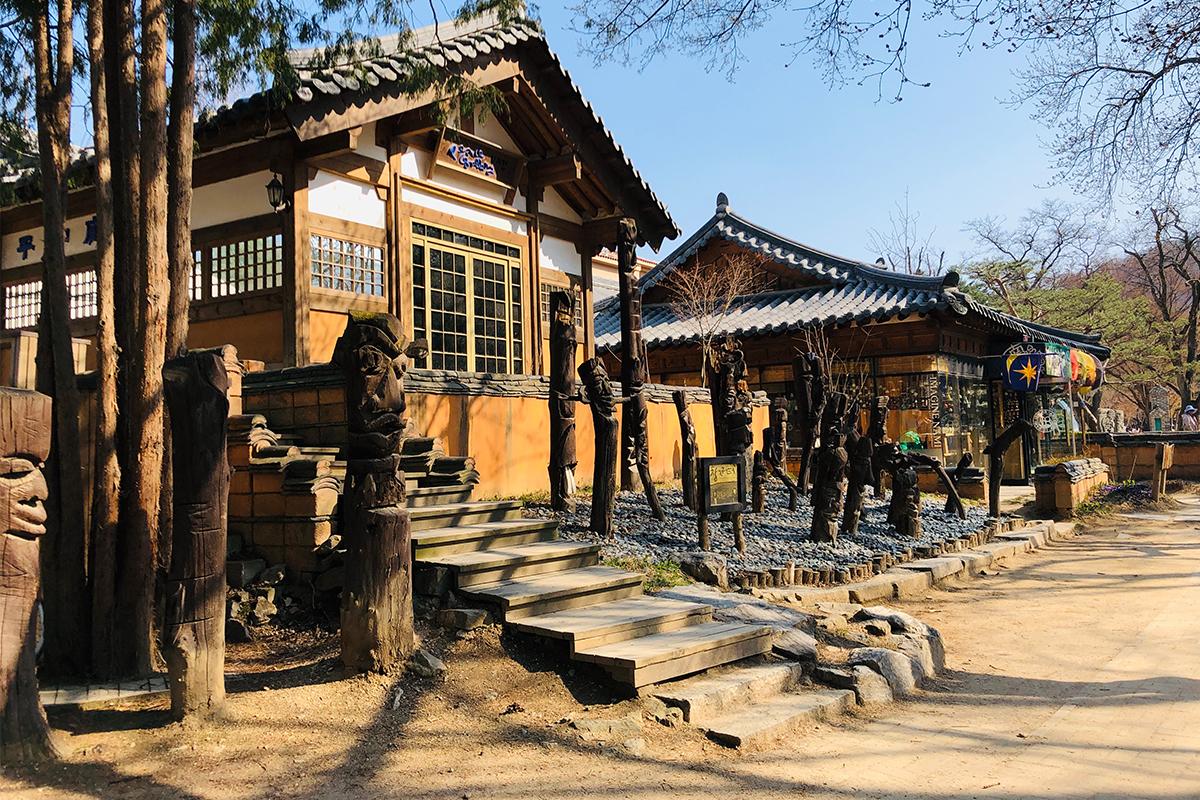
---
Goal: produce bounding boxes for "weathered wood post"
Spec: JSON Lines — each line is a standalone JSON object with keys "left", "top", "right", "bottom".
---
{"left": 334, "top": 313, "right": 416, "bottom": 672}
{"left": 1151, "top": 442, "right": 1174, "bottom": 501}
{"left": 886, "top": 452, "right": 923, "bottom": 538}
{"left": 548, "top": 289, "right": 578, "bottom": 512}
{"left": 984, "top": 419, "right": 1033, "bottom": 518}
{"left": 791, "top": 353, "right": 826, "bottom": 493}
{"left": 0, "top": 388, "right": 57, "bottom": 763}
{"left": 764, "top": 397, "right": 799, "bottom": 510}
{"left": 752, "top": 451, "right": 766, "bottom": 513}
{"left": 909, "top": 452, "right": 967, "bottom": 520}
{"left": 946, "top": 453, "right": 973, "bottom": 514}
{"left": 868, "top": 396, "right": 890, "bottom": 497}
{"left": 580, "top": 357, "right": 620, "bottom": 538}
{"left": 162, "top": 351, "right": 230, "bottom": 719}
{"left": 673, "top": 390, "right": 698, "bottom": 511}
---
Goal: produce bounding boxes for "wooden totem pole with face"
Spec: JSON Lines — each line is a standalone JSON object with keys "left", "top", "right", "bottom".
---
{"left": 580, "top": 357, "right": 621, "bottom": 538}
{"left": 334, "top": 313, "right": 421, "bottom": 672}
{"left": 0, "top": 388, "right": 56, "bottom": 763}
{"left": 548, "top": 290, "right": 579, "bottom": 512}
{"left": 616, "top": 218, "right": 665, "bottom": 521}
{"left": 673, "top": 390, "right": 699, "bottom": 511}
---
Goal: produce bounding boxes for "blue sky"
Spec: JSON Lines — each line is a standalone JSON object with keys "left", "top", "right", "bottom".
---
{"left": 530, "top": 5, "right": 1070, "bottom": 265}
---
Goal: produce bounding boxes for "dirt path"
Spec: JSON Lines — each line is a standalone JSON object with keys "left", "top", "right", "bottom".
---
{"left": 4, "top": 506, "right": 1199, "bottom": 800}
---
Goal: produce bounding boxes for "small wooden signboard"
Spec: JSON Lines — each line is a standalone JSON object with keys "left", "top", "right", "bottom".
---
{"left": 697, "top": 456, "right": 747, "bottom": 553}
{"left": 699, "top": 456, "right": 745, "bottom": 514}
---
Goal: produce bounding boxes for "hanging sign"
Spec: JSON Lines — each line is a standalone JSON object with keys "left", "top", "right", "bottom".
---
{"left": 431, "top": 128, "right": 524, "bottom": 189}
{"left": 1004, "top": 352, "right": 1044, "bottom": 392}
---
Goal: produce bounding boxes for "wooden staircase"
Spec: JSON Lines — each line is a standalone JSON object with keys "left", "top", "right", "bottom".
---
{"left": 409, "top": 488, "right": 775, "bottom": 689}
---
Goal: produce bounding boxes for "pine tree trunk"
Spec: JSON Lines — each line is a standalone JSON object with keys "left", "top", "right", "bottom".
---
{"left": 87, "top": 0, "right": 122, "bottom": 678}
{"left": 166, "top": 0, "right": 196, "bottom": 356}
{"left": 0, "top": 389, "right": 58, "bottom": 765}
{"left": 162, "top": 352, "right": 229, "bottom": 718}
{"left": 32, "top": 0, "right": 87, "bottom": 678}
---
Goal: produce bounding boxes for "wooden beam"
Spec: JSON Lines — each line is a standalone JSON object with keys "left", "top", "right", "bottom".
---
{"left": 283, "top": 154, "right": 311, "bottom": 367}
{"left": 297, "top": 127, "right": 362, "bottom": 160}
{"left": 306, "top": 152, "right": 388, "bottom": 186}
{"left": 527, "top": 152, "right": 581, "bottom": 187}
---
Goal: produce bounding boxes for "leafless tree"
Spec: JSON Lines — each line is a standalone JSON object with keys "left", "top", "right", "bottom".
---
{"left": 661, "top": 251, "right": 760, "bottom": 385}
{"left": 570, "top": 0, "right": 1200, "bottom": 197}
{"left": 963, "top": 199, "right": 1102, "bottom": 319}
{"left": 867, "top": 190, "right": 946, "bottom": 275}
{"left": 1120, "top": 205, "right": 1200, "bottom": 407}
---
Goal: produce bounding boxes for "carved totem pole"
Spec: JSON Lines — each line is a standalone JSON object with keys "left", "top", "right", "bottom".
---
{"left": 810, "top": 392, "right": 850, "bottom": 542}
{"left": 868, "top": 395, "right": 890, "bottom": 497}
{"left": 721, "top": 367, "right": 756, "bottom": 506}
{"left": 580, "top": 357, "right": 621, "bottom": 538}
{"left": 0, "top": 388, "right": 56, "bottom": 763}
{"left": 162, "top": 350, "right": 230, "bottom": 719}
{"left": 548, "top": 290, "right": 578, "bottom": 512}
{"left": 752, "top": 451, "right": 767, "bottom": 513}
{"left": 791, "top": 352, "right": 827, "bottom": 492}
{"left": 334, "top": 313, "right": 418, "bottom": 672}
{"left": 886, "top": 450, "right": 923, "bottom": 537}
{"left": 764, "top": 396, "right": 799, "bottom": 510}
{"left": 985, "top": 419, "right": 1034, "bottom": 518}
{"left": 841, "top": 433, "right": 875, "bottom": 537}
{"left": 673, "top": 390, "right": 699, "bottom": 511}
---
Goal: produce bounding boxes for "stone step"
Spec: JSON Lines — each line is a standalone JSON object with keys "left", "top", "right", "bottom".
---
{"left": 412, "top": 519, "right": 559, "bottom": 558}
{"left": 408, "top": 500, "right": 524, "bottom": 531}
{"left": 460, "top": 566, "right": 644, "bottom": 621}
{"left": 420, "top": 541, "right": 602, "bottom": 587}
{"left": 511, "top": 596, "right": 713, "bottom": 652}
{"left": 700, "top": 689, "right": 854, "bottom": 748}
{"left": 406, "top": 485, "right": 473, "bottom": 509}
{"left": 574, "top": 622, "right": 774, "bottom": 688}
{"left": 650, "top": 661, "right": 805, "bottom": 724}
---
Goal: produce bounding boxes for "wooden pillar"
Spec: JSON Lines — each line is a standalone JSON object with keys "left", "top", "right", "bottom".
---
{"left": 162, "top": 350, "right": 229, "bottom": 719}
{"left": 0, "top": 388, "right": 57, "bottom": 764}
{"left": 580, "top": 357, "right": 619, "bottom": 538}
{"left": 548, "top": 290, "right": 578, "bottom": 511}
{"left": 527, "top": 179, "right": 543, "bottom": 374}
{"left": 282, "top": 158, "right": 310, "bottom": 366}
{"left": 580, "top": 243, "right": 595, "bottom": 359}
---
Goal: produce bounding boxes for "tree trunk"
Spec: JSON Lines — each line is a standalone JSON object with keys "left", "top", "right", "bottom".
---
{"left": 114, "top": 0, "right": 170, "bottom": 678}
{"left": 165, "top": 0, "right": 196, "bottom": 357}
{"left": 162, "top": 352, "right": 229, "bottom": 718}
{"left": 87, "top": 0, "right": 122, "bottom": 679}
{"left": 32, "top": 0, "right": 87, "bottom": 678}
{"left": 0, "top": 389, "right": 58, "bottom": 764}
{"left": 341, "top": 457, "right": 413, "bottom": 673}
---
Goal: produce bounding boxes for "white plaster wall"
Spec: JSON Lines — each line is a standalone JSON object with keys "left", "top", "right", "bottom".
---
{"left": 193, "top": 170, "right": 278, "bottom": 229}
{"left": 539, "top": 235, "right": 580, "bottom": 277}
{"left": 540, "top": 187, "right": 580, "bottom": 222}
{"left": 354, "top": 121, "right": 388, "bottom": 163}
{"left": 308, "top": 170, "right": 386, "bottom": 229}
{"left": 475, "top": 113, "right": 520, "bottom": 152}
{"left": 401, "top": 183, "right": 527, "bottom": 237}
{"left": 1, "top": 213, "right": 97, "bottom": 270}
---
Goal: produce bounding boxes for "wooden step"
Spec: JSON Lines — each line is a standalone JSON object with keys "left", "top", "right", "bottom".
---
{"left": 460, "top": 566, "right": 643, "bottom": 621}
{"left": 420, "top": 541, "right": 601, "bottom": 587}
{"left": 412, "top": 519, "right": 559, "bottom": 558}
{"left": 511, "top": 596, "right": 713, "bottom": 652}
{"left": 650, "top": 662, "right": 805, "bottom": 724}
{"left": 574, "top": 622, "right": 774, "bottom": 688}
{"left": 406, "top": 485, "right": 473, "bottom": 508}
{"left": 700, "top": 689, "right": 854, "bottom": 748}
{"left": 408, "top": 500, "right": 524, "bottom": 531}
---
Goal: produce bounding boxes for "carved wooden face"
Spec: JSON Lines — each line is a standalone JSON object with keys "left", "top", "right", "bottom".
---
{"left": 356, "top": 339, "right": 406, "bottom": 418}
{"left": 0, "top": 390, "right": 52, "bottom": 539}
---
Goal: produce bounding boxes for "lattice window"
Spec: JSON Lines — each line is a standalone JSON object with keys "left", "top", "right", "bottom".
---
{"left": 411, "top": 221, "right": 524, "bottom": 374}
{"left": 190, "top": 249, "right": 203, "bottom": 300}
{"left": 427, "top": 247, "right": 468, "bottom": 371}
{"left": 3, "top": 270, "right": 100, "bottom": 329}
{"left": 67, "top": 270, "right": 97, "bottom": 319}
{"left": 539, "top": 281, "right": 583, "bottom": 329}
{"left": 310, "top": 234, "right": 385, "bottom": 296}
{"left": 4, "top": 279, "right": 41, "bottom": 328}
{"left": 209, "top": 233, "right": 283, "bottom": 298}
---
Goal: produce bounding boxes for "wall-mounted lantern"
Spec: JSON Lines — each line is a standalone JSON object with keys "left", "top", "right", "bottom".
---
{"left": 266, "top": 173, "right": 287, "bottom": 212}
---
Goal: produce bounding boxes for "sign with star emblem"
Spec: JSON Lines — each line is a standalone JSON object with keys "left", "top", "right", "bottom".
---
{"left": 1004, "top": 352, "right": 1044, "bottom": 392}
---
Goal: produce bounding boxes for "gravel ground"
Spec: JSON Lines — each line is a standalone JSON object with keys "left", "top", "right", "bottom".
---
{"left": 527, "top": 479, "right": 990, "bottom": 574}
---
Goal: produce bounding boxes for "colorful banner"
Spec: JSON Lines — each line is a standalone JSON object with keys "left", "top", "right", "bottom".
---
{"left": 1043, "top": 342, "right": 1072, "bottom": 380}
{"left": 1005, "top": 352, "right": 1044, "bottom": 392}
{"left": 1073, "top": 349, "right": 1103, "bottom": 392}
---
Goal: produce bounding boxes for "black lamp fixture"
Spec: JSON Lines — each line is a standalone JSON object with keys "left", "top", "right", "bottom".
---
{"left": 266, "top": 173, "right": 287, "bottom": 212}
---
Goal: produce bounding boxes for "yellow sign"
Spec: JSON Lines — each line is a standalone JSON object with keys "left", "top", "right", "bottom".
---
{"left": 708, "top": 463, "right": 740, "bottom": 507}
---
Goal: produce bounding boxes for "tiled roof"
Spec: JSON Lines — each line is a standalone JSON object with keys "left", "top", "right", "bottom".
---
{"left": 194, "top": 14, "right": 677, "bottom": 244}
{"left": 597, "top": 193, "right": 1110, "bottom": 359}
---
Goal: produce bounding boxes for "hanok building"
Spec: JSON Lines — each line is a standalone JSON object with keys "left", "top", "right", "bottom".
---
{"left": 596, "top": 193, "right": 1111, "bottom": 483}
{"left": 0, "top": 13, "right": 704, "bottom": 507}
